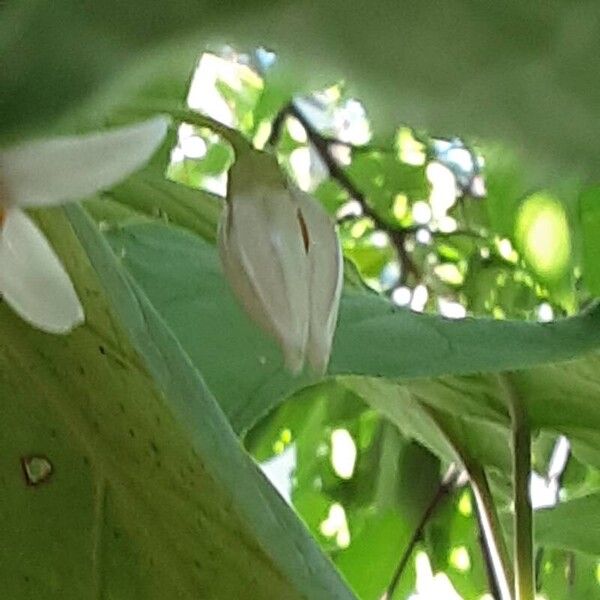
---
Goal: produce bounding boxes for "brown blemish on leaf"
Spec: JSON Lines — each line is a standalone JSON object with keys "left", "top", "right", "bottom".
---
{"left": 21, "top": 455, "right": 53, "bottom": 486}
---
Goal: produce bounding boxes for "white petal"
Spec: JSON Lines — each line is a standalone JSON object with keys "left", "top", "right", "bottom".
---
{"left": 294, "top": 190, "right": 343, "bottom": 375}
{"left": 0, "top": 116, "right": 169, "bottom": 207}
{"left": 0, "top": 209, "right": 84, "bottom": 333}
{"left": 219, "top": 188, "right": 310, "bottom": 374}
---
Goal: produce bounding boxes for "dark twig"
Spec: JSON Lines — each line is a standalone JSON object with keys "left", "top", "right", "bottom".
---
{"left": 267, "top": 107, "right": 287, "bottom": 148}
{"left": 272, "top": 102, "right": 420, "bottom": 283}
{"left": 382, "top": 466, "right": 461, "bottom": 600}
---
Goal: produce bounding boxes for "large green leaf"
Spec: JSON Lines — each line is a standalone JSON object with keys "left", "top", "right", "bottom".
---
{"left": 102, "top": 214, "right": 600, "bottom": 434}
{"left": 104, "top": 218, "right": 316, "bottom": 432}
{"left": 4, "top": 2, "right": 600, "bottom": 181}
{"left": 0, "top": 205, "right": 355, "bottom": 599}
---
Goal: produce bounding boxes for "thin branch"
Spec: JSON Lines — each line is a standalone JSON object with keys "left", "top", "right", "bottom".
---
{"left": 267, "top": 107, "right": 287, "bottom": 148}
{"left": 281, "top": 102, "right": 420, "bottom": 283}
{"left": 382, "top": 466, "right": 460, "bottom": 600}
{"left": 499, "top": 374, "right": 534, "bottom": 600}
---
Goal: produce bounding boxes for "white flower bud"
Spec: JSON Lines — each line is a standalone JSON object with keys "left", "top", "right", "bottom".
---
{"left": 292, "top": 188, "right": 343, "bottom": 375}
{"left": 218, "top": 151, "right": 342, "bottom": 375}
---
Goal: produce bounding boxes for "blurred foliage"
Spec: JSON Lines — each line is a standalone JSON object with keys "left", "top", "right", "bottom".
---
{"left": 4, "top": 4, "right": 600, "bottom": 599}
{"left": 106, "top": 48, "right": 600, "bottom": 599}
{"left": 4, "top": 2, "right": 600, "bottom": 181}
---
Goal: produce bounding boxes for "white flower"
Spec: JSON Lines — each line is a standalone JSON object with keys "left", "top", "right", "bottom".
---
{"left": 219, "top": 150, "right": 343, "bottom": 375}
{"left": 0, "top": 116, "right": 169, "bottom": 333}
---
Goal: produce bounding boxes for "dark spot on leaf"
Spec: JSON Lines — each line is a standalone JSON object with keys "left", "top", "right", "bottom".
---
{"left": 21, "top": 455, "right": 53, "bottom": 486}
{"left": 128, "top": 428, "right": 135, "bottom": 438}
{"left": 150, "top": 441, "right": 159, "bottom": 454}
{"left": 98, "top": 345, "right": 106, "bottom": 355}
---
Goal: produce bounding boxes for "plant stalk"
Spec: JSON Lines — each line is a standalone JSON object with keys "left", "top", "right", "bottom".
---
{"left": 468, "top": 463, "right": 514, "bottom": 600}
{"left": 500, "top": 374, "right": 534, "bottom": 600}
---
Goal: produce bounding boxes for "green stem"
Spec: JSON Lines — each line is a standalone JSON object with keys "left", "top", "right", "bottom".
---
{"left": 499, "top": 374, "right": 534, "bottom": 600}
{"left": 467, "top": 462, "right": 514, "bottom": 600}
{"left": 119, "top": 103, "right": 252, "bottom": 156}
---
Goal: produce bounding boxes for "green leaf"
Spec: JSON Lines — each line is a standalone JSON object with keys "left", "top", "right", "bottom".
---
{"left": 339, "top": 376, "right": 512, "bottom": 476}
{"left": 335, "top": 511, "right": 416, "bottom": 600}
{"left": 426, "top": 492, "right": 489, "bottom": 600}
{"left": 536, "top": 494, "right": 600, "bottom": 556}
{"left": 0, "top": 205, "right": 355, "bottom": 599}
{"left": 346, "top": 149, "right": 428, "bottom": 225}
{"left": 108, "top": 169, "right": 221, "bottom": 243}
{"left": 102, "top": 218, "right": 600, "bottom": 446}
{"left": 103, "top": 220, "right": 316, "bottom": 432}
{"left": 537, "top": 549, "right": 600, "bottom": 600}
{"left": 580, "top": 187, "right": 600, "bottom": 296}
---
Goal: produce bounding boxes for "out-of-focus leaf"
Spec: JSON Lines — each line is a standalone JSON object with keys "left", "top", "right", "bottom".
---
{"left": 346, "top": 150, "right": 428, "bottom": 225}
{"left": 248, "top": 385, "right": 438, "bottom": 600}
{"left": 335, "top": 512, "right": 416, "bottom": 600}
{"left": 535, "top": 494, "right": 600, "bottom": 556}
{"left": 0, "top": 205, "right": 355, "bottom": 599}
{"left": 333, "top": 426, "right": 437, "bottom": 600}
{"left": 537, "top": 549, "right": 600, "bottom": 600}
{"left": 482, "top": 143, "right": 531, "bottom": 237}
{"left": 108, "top": 170, "right": 221, "bottom": 243}
{"left": 5, "top": 2, "right": 600, "bottom": 180}
{"left": 580, "top": 187, "right": 600, "bottom": 296}
{"left": 340, "top": 376, "right": 512, "bottom": 476}
{"left": 314, "top": 179, "right": 349, "bottom": 215}
{"left": 342, "top": 240, "right": 395, "bottom": 283}
{"left": 426, "top": 491, "right": 489, "bottom": 599}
